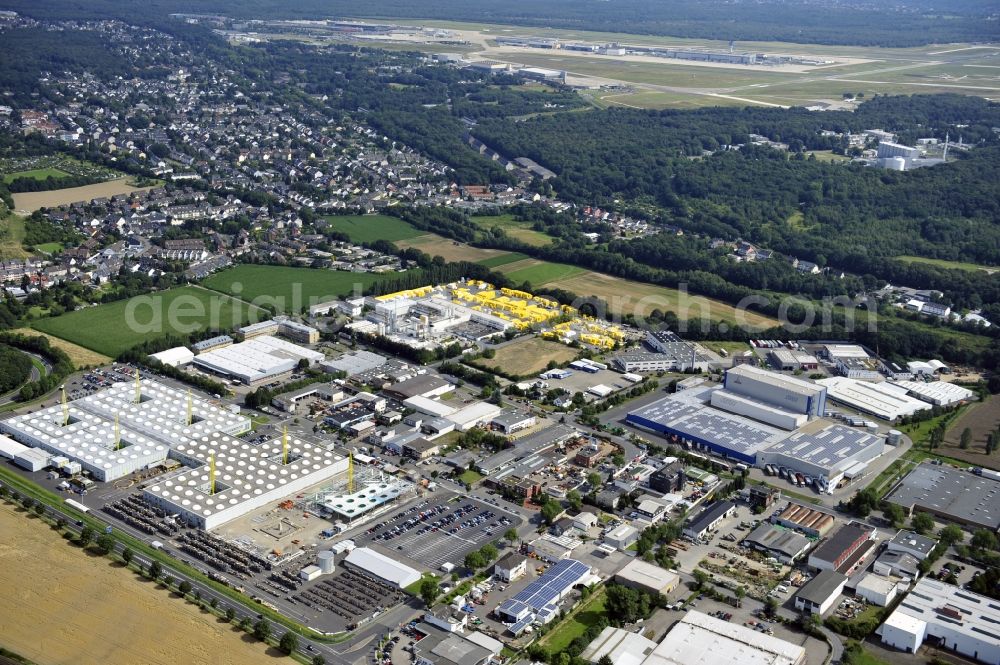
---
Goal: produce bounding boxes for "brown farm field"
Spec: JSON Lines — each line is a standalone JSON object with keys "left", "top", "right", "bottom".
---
{"left": 942, "top": 394, "right": 1000, "bottom": 470}
{"left": 397, "top": 234, "right": 512, "bottom": 263}
{"left": 0, "top": 504, "right": 277, "bottom": 665}
{"left": 470, "top": 336, "right": 578, "bottom": 377}
{"left": 11, "top": 179, "right": 158, "bottom": 214}
{"left": 546, "top": 272, "right": 779, "bottom": 328}
{"left": 10, "top": 328, "right": 112, "bottom": 368}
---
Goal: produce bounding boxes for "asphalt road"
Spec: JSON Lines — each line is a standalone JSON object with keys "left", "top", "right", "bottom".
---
{"left": 0, "top": 351, "right": 51, "bottom": 406}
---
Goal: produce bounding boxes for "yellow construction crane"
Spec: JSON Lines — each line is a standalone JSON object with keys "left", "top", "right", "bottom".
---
{"left": 347, "top": 453, "right": 355, "bottom": 494}
{"left": 61, "top": 385, "right": 69, "bottom": 426}
{"left": 186, "top": 389, "right": 193, "bottom": 426}
{"left": 114, "top": 412, "right": 121, "bottom": 450}
{"left": 134, "top": 368, "right": 141, "bottom": 404}
{"left": 282, "top": 426, "right": 289, "bottom": 465}
{"left": 209, "top": 454, "right": 216, "bottom": 495}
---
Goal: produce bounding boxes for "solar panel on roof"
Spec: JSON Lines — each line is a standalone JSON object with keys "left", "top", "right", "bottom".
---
{"left": 511, "top": 559, "right": 589, "bottom": 610}
{"left": 509, "top": 617, "right": 533, "bottom": 635}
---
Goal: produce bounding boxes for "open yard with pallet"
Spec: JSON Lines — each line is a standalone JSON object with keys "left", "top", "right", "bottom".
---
{"left": 202, "top": 264, "right": 405, "bottom": 309}
{"left": 469, "top": 336, "right": 578, "bottom": 377}
{"left": 0, "top": 503, "right": 276, "bottom": 665}
{"left": 31, "top": 286, "right": 258, "bottom": 358}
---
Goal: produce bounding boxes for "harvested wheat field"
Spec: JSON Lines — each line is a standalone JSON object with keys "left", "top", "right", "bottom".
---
{"left": 397, "top": 234, "right": 511, "bottom": 262}
{"left": 0, "top": 505, "right": 275, "bottom": 665}
{"left": 11, "top": 328, "right": 111, "bottom": 368}
{"left": 12, "top": 179, "right": 157, "bottom": 214}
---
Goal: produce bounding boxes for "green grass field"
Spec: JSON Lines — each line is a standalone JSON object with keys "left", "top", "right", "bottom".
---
{"left": 476, "top": 252, "right": 531, "bottom": 268}
{"left": 501, "top": 261, "right": 586, "bottom": 285}
{"left": 895, "top": 255, "right": 998, "bottom": 273}
{"left": 31, "top": 286, "right": 258, "bottom": 357}
{"left": 324, "top": 214, "right": 425, "bottom": 243}
{"left": 540, "top": 587, "right": 607, "bottom": 652}
{"left": 469, "top": 214, "right": 554, "bottom": 247}
{"left": 0, "top": 216, "right": 29, "bottom": 259}
{"left": 1, "top": 167, "right": 68, "bottom": 184}
{"left": 202, "top": 264, "right": 406, "bottom": 308}
{"left": 33, "top": 242, "right": 63, "bottom": 254}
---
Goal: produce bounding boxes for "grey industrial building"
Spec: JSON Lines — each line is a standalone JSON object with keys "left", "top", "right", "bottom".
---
{"left": 683, "top": 501, "right": 735, "bottom": 540}
{"left": 885, "top": 463, "right": 1000, "bottom": 531}
{"left": 757, "top": 424, "right": 885, "bottom": 493}
{"left": 723, "top": 365, "right": 827, "bottom": 418}
{"left": 744, "top": 523, "right": 814, "bottom": 563}
{"left": 627, "top": 386, "right": 789, "bottom": 464}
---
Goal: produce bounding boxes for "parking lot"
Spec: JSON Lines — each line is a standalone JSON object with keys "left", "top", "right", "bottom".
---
{"left": 294, "top": 566, "right": 408, "bottom": 632}
{"left": 357, "top": 494, "right": 520, "bottom": 571}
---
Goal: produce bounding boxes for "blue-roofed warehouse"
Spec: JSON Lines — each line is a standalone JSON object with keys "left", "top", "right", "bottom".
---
{"left": 625, "top": 387, "right": 788, "bottom": 465}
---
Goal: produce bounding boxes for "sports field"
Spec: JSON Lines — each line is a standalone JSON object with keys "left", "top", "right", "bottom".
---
{"left": 31, "top": 287, "right": 258, "bottom": 357}
{"left": 202, "top": 264, "right": 402, "bottom": 308}
{"left": 469, "top": 214, "right": 554, "bottom": 247}
{"left": 470, "top": 336, "right": 578, "bottom": 377}
{"left": 0, "top": 504, "right": 276, "bottom": 665}
{"left": 324, "top": 214, "right": 425, "bottom": 243}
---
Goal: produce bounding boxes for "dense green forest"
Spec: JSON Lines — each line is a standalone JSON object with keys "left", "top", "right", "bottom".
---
{"left": 471, "top": 95, "right": 1000, "bottom": 266}
{"left": 0, "top": 345, "right": 33, "bottom": 394}
{"left": 4, "top": 0, "right": 998, "bottom": 46}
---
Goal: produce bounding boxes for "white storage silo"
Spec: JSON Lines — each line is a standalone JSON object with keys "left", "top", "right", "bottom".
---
{"left": 317, "top": 550, "right": 335, "bottom": 575}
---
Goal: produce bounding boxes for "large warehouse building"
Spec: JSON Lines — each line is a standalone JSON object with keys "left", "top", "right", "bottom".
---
{"left": 757, "top": 424, "right": 885, "bottom": 493}
{"left": 143, "top": 429, "right": 348, "bottom": 530}
{"left": 344, "top": 547, "right": 421, "bottom": 589}
{"left": 626, "top": 386, "right": 788, "bottom": 464}
{"left": 0, "top": 379, "right": 250, "bottom": 481}
{"left": 723, "top": 365, "right": 827, "bottom": 418}
{"left": 2, "top": 380, "right": 354, "bottom": 530}
{"left": 192, "top": 335, "right": 324, "bottom": 385}
{"left": 880, "top": 578, "right": 1000, "bottom": 664}
{"left": 627, "top": 367, "right": 895, "bottom": 480}
{"left": 817, "top": 377, "right": 929, "bottom": 422}
{"left": 885, "top": 463, "right": 1000, "bottom": 531}
{"left": 643, "top": 610, "right": 806, "bottom": 665}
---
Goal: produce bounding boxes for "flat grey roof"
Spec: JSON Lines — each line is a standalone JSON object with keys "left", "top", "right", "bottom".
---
{"left": 628, "top": 388, "right": 788, "bottom": 457}
{"left": 811, "top": 522, "right": 872, "bottom": 564}
{"left": 727, "top": 364, "right": 826, "bottom": 398}
{"left": 796, "top": 569, "right": 847, "bottom": 605}
{"left": 886, "top": 463, "right": 1000, "bottom": 530}
{"left": 889, "top": 530, "right": 936, "bottom": 556}
{"left": 763, "top": 424, "right": 882, "bottom": 471}
{"left": 745, "top": 523, "right": 813, "bottom": 558}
